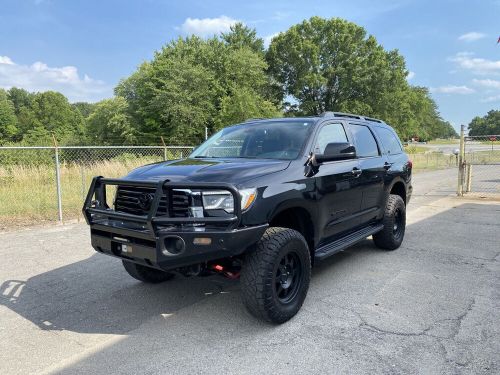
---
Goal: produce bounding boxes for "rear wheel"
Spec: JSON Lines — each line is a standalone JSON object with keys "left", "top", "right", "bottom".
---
{"left": 122, "top": 260, "right": 175, "bottom": 283}
{"left": 241, "top": 227, "right": 311, "bottom": 324}
{"left": 373, "top": 194, "right": 406, "bottom": 250}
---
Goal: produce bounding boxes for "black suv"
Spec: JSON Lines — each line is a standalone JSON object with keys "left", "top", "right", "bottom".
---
{"left": 83, "top": 112, "right": 412, "bottom": 323}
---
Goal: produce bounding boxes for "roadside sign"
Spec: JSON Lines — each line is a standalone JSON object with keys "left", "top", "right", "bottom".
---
{"left": 489, "top": 136, "right": 497, "bottom": 141}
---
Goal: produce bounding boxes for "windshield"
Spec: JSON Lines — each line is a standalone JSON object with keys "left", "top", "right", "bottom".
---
{"left": 190, "top": 120, "right": 313, "bottom": 160}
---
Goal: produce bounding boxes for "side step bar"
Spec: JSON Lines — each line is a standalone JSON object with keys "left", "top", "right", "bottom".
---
{"left": 314, "top": 223, "right": 384, "bottom": 261}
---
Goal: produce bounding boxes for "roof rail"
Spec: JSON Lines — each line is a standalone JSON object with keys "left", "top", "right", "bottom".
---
{"left": 320, "top": 111, "right": 362, "bottom": 120}
{"left": 363, "top": 116, "right": 383, "bottom": 123}
{"left": 244, "top": 118, "right": 264, "bottom": 122}
{"left": 320, "top": 111, "right": 385, "bottom": 123}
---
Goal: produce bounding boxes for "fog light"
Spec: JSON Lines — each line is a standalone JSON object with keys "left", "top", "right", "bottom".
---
{"left": 163, "top": 236, "right": 185, "bottom": 255}
{"left": 193, "top": 237, "right": 212, "bottom": 245}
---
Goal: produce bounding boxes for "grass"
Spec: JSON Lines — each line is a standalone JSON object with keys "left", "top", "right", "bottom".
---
{"left": 0, "top": 157, "right": 162, "bottom": 228}
{"left": 428, "top": 139, "right": 460, "bottom": 144}
{"left": 410, "top": 153, "right": 457, "bottom": 171}
{"left": 404, "top": 145, "right": 428, "bottom": 154}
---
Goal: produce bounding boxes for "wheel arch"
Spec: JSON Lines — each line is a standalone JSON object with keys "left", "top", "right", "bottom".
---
{"left": 388, "top": 179, "right": 407, "bottom": 205}
{"left": 268, "top": 204, "right": 316, "bottom": 258}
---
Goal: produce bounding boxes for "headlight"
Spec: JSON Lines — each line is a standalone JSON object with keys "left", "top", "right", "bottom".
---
{"left": 202, "top": 191, "right": 235, "bottom": 212}
{"left": 201, "top": 188, "right": 256, "bottom": 213}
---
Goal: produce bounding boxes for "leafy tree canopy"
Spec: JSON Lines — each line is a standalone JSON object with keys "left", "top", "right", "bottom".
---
{"left": 0, "top": 89, "right": 18, "bottom": 141}
{"left": 221, "top": 22, "right": 265, "bottom": 55}
{"left": 116, "top": 31, "right": 280, "bottom": 144}
{"left": 468, "top": 110, "right": 500, "bottom": 136}
{"left": 86, "top": 97, "right": 136, "bottom": 145}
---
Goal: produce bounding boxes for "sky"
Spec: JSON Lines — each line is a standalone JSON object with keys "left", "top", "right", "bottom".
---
{"left": 0, "top": 0, "right": 499, "bottom": 131}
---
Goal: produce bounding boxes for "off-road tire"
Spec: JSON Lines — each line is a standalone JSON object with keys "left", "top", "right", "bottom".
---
{"left": 122, "top": 260, "right": 175, "bottom": 283}
{"left": 241, "top": 227, "right": 311, "bottom": 324}
{"left": 373, "top": 194, "right": 406, "bottom": 250}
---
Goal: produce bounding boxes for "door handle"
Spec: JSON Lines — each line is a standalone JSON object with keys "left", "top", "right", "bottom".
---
{"left": 383, "top": 162, "right": 393, "bottom": 170}
{"left": 351, "top": 167, "right": 362, "bottom": 177}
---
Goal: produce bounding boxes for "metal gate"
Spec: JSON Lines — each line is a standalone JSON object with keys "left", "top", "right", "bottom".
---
{"left": 458, "top": 128, "right": 500, "bottom": 196}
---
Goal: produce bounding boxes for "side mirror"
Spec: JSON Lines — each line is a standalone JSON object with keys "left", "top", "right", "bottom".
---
{"left": 314, "top": 142, "right": 357, "bottom": 164}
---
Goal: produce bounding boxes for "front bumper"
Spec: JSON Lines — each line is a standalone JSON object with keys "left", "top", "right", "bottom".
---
{"left": 83, "top": 177, "right": 267, "bottom": 271}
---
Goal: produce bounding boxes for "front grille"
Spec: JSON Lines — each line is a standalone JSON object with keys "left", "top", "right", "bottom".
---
{"left": 114, "top": 186, "right": 190, "bottom": 217}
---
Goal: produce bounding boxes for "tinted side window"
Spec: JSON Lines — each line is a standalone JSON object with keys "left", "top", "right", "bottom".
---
{"left": 314, "top": 123, "right": 348, "bottom": 153}
{"left": 350, "top": 124, "right": 379, "bottom": 157}
{"left": 374, "top": 127, "right": 403, "bottom": 155}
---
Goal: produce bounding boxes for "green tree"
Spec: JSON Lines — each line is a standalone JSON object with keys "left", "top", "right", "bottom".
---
{"left": 25, "top": 91, "right": 84, "bottom": 143}
{"left": 468, "top": 110, "right": 500, "bottom": 136}
{"left": 86, "top": 97, "right": 136, "bottom": 145}
{"left": 7, "top": 87, "right": 34, "bottom": 116}
{"left": 266, "top": 17, "right": 408, "bottom": 116}
{"left": 216, "top": 87, "right": 281, "bottom": 128}
{"left": 72, "top": 102, "right": 96, "bottom": 118}
{"left": 221, "top": 22, "right": 264, "bottom": 55}
{"left": 117, "top": 35, "right": 279, "bottom": 144}
{"left": 0, "top": 89, "right": 18, "bottom": 142}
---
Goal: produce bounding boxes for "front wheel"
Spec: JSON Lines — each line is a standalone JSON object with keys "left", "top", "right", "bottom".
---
{"left": 240, "top": 227, "right": 311, "bottom": 324}
{"left": 373, "top": 194, "right": 406, "bottom": 250}
{"left": 122, "top": 260, "right": 175, "bottom": 283}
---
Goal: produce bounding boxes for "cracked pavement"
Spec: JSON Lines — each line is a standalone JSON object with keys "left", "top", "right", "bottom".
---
{"left": 0, "top": 168, "right": 499, "bottom": 374}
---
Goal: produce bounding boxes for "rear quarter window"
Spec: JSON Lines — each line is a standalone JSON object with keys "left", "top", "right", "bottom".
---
{"left": 374, "top": 127, "right": 403, "bottom": 155}
{"left": 349, "top": 124, "right": 380, "bottom": 158}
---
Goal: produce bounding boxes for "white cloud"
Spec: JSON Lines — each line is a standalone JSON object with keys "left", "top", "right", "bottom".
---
{"left": 407, "top": 71, "right": 415, "bottom": 80}
{"left": 0, "top": 56, "right": 111, "bottom": 102}
{"left": 472, "top": 78, "right": 500, "bottom": 89}
{"left": 450, "top": 52, "right": 500, "bottom": 75}
{"left": 458, "top": 32, "right": 486, "bottom": 42}
{"left": 430, "top": 85, "right": 475, "bottom": 94}
{"left": 480, "top": 94, "right": 500, "bottom": 103}
{"left": 179, "top": 16, "right": 239, "bottom": 37}
{"left": 263, "top": 33, "right": 280, "bottom": 48}
{"left": 0, "top": 56, "right": 14, "bottom": 65}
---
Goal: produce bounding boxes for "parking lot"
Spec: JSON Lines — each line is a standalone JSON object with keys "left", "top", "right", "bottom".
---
{"left": 1, "top": 168, "right": 499, "bottom": 374}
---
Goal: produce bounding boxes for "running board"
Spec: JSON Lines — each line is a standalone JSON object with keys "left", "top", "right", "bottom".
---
{"left": 314, "top": 224, "right": 384, "bottom": 261}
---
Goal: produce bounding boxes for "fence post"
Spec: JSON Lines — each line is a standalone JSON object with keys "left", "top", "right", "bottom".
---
{"left": 466, "top": 164, "right": 472, "bottom": 192}
{"left": 52, "top": 135, "right": 63, "bottom": 222}
{"left": 457, "top": 125, "right": 465, "bottom": 196}
{"left": 160, "top": 136, "right": 167, "bottom": 161}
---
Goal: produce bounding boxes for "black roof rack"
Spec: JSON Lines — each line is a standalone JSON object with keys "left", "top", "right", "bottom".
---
{"left": 320, "top": 112, "right": 385, "bottom": 123}
{"left": 244, "top": 118, "right": 265, "bottom": 122}
{"left": 320, "top": 112, "right": 362, "bottom": 120}
{"left": 363, "top": 116, "right": 383, "bottom": 123}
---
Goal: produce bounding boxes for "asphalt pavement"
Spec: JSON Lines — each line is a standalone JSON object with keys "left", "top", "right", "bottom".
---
{"left": 0, "top": 168, "right": 499, "bottom": 375}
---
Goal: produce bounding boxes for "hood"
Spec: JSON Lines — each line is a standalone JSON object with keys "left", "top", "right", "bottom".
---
{"left": 125, "top": 158, "right": 290, "bottom": 185}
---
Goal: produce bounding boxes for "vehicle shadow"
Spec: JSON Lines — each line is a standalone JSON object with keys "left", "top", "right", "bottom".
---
{"left": 0, "top": 254, "right": 237, "bottom": 334}
{"left": 0, "top": 239, "right": 376, "bottom": 336}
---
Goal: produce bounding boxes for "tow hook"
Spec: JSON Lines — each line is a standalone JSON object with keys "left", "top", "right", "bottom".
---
{"left": 211, "top": 264, "right": 240, "bottom": 279}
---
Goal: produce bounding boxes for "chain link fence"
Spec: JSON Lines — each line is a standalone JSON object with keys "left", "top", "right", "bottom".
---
{"left": 461, "top": 135, "right": 500, "bottom": 196}
{"left": 0, "top": 146, "right": 193, "bottom": 228}
{"left": 407, "top": 152, "right": 457, "bottom": 170}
